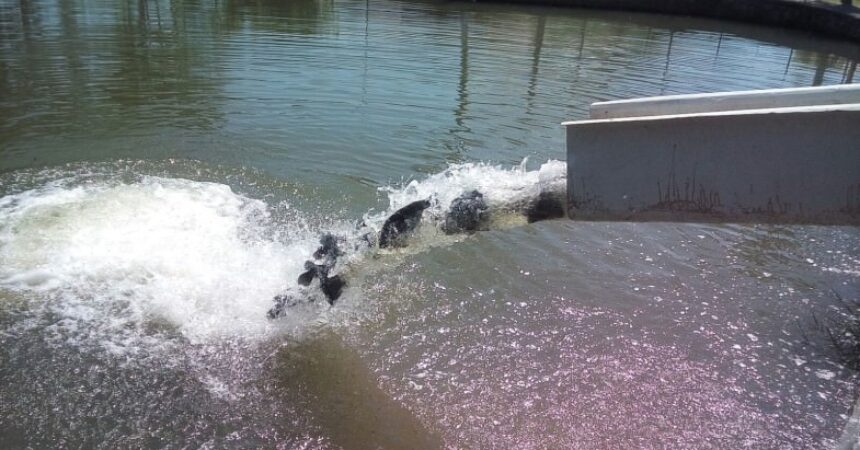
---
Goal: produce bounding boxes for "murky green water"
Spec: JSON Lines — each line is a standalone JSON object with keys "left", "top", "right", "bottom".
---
{"left": 1, "top": 0, "right": 859, "bottom": 448}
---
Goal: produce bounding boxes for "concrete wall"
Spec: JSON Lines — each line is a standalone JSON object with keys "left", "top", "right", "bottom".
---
{"left": 565, "top": 105, "right": 860, "bottom": 225}
{"left": 475, "top": 0, "right": 860, "bottom": 44}
{"left": 591, "top": 84, "right": 860, "bottom": 119}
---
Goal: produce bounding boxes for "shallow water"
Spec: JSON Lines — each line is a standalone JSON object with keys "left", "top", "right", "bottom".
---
{"left": 1, "top": 0, "right": 859, "bottom": 448}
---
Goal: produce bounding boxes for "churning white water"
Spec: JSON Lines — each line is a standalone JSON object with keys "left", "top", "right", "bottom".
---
{"left": 382, "top": 159, "right": 566, "bottom": 215}
{"left": 0, "top": 176, "right": 317, "bottom": 350}
{"left": 0, "top": 160, "right": 566, "bottom": 354}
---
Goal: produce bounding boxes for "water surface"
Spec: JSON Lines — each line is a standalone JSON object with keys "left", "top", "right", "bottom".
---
{"left": 1, "top": 0, "right": 859, "bottom": 448}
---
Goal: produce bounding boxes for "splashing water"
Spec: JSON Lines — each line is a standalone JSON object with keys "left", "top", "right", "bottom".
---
{"left": 0, "top": 160, "right": 566, "bottom": 353}
{"left": 381, "top": 159, "right": 565, "bottom": 220}
{"left": 360, "top": 159, "right": 567, "bottom": 253}
{"left": 0, "top": 175, "right": 319, "bottom": 351}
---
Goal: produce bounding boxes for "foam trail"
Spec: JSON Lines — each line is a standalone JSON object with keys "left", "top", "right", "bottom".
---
{"left": 359, "top": 159, "right": 567, "bottom": 254}
{"left": 0, "top": 160, "right": 567, "bottom": 349}
{"left": 380, "top": 159, "right": 566, "bottom": 219}
{"left": 271, "top": 159, "right": 567, "bottom": 314}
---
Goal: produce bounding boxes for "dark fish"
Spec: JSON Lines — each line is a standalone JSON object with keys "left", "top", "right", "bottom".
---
{"left": 443, "top": 190, "right": 489, "bottom": 234}
{"left": 378, "top": 199, "right": 431, "bottom": 248}
{"left": 297, "top": 260, "right": 322, "bottom": 287}
{"left": 271, "top": 186, "right": 564, "bottom": 319}
{"left": 271, "top": 233, "right": 347, "bottom": 317}
{"left": 319, "top": 274, "right": 345, "bottom": 303}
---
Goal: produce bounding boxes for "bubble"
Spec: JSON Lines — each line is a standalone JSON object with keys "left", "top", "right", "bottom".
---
{"left": 0, "top": 175, "right": 317, "bottom": 351}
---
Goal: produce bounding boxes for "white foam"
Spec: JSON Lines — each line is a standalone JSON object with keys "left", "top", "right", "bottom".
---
{"left": 380, "top": 159, "right": 566, "bottom": 216}
{"left": 359, "top": 160, "right": 566, "bottom": 252}
{"left": 0, "top": 160, "right": 568, "bottom": 354}
{"left": 0, "top": 176, "right": 314, "bottom": 350}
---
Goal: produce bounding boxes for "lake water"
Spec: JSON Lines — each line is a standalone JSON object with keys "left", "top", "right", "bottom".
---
{"left": 1, "top": 0, "right": 859, "bottom": 448}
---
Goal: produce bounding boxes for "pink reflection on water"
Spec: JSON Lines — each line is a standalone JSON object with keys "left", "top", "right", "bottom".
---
{"left": 369, "top": 299, "right": 856, "bottom": 449}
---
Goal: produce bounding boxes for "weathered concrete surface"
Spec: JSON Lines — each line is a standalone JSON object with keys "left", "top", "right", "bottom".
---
{"left": 564, "top": 105, "right": 860, "bottom": 225}
{"left": 591, "top": 84, "right": 860, "bottom": 119}
{"left": 473, "top": 0, "right": 860, "bottom": 43}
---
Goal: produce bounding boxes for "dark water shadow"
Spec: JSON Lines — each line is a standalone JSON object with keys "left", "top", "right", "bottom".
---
{"left": 274, "top": 331, "right": 443, "bottom": 450}
{"left": 429, "top": 0, "right": 860, "bottom": 60}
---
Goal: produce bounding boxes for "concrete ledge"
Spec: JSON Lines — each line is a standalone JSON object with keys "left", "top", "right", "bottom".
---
{"left": 565, "top": 105, "right": 860, "bottom": 225}
{"left": 590, "top": 84, "right": 860, "bottom": 119}
{"left": 473, "top": 0, "right": 860, "bottom": 43}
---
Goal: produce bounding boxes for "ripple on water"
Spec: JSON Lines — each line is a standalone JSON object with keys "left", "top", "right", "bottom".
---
{"left": 0, "top": 0, "right": 859, "bottom": 447}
